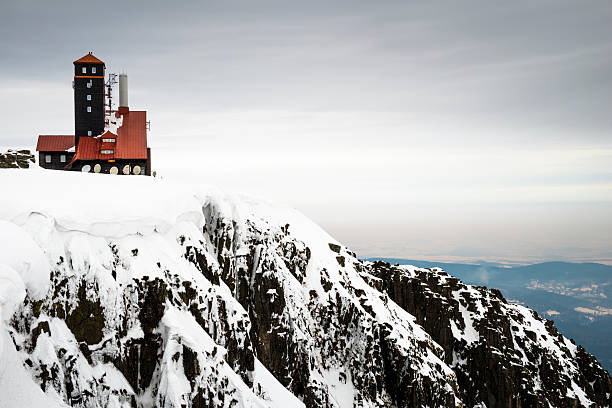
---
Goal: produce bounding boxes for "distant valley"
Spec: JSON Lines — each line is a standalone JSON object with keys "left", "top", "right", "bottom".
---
{"left": 367, "top": 258, "right": 612, "bottom": 373}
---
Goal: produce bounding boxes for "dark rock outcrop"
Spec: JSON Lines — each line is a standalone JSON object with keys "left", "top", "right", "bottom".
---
{"left": 0, "top": 149, "right": 35, "bottom": 168}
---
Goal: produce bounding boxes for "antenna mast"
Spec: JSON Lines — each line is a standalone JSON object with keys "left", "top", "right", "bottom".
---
{"left": 105, "top": 73, "right": 118, "bottom": 124}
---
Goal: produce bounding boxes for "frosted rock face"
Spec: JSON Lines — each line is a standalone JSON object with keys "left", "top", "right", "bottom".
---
{"left": 1, "top": 171, "right": 610, "bottom": 407}
{"left": 367, "top": 262, "right": 612, "bottom": 407}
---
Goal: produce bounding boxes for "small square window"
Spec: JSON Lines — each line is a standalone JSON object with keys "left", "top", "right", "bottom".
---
{"left": 87, "top": 106, "right": 92, "bottom": 112}
{"left": 87, "top": 95, "right": 91, "bottom": 101}
{"left": 60, "top": 154, "right": 66, "bottom": 163}
{"left": 88, "top": 130, "right": 92, "bottom": 136}
{"left": 87, "top": 81, "right": 92, "bottom": 88}
{"left": 92, "top": 67, "right": 96, "bottom": 74}
{"left": 45, "top": 155, "right": 51, "bottom": 163}
{"left": 82, "top": 67, "right": 86, "bottom": 74}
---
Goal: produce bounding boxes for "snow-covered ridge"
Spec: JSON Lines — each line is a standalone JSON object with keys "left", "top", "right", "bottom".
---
{"left": 0, "top": 170, "right": 206, "bottom": 237}
{"left": 0, "top": 169, "right": 610, "bottom": 408}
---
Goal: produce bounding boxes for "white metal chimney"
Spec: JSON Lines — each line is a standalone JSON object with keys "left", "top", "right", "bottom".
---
{"left": 119, "top": 74, "right": 128, "bottom": 108}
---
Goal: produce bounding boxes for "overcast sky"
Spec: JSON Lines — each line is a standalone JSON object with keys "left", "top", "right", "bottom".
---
{"left": 1, "top": 1, "right": 611, "bottom": 264}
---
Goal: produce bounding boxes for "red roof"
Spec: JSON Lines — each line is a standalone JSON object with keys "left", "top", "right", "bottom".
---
{"left": 36, "top": 135, "right": 75, "bottom": 152}
{"left": 70, "top": 110, "right": 148, "bottom": 163}
{"left": 70, "top": 137, "right": 102, "bottom": 161}
{"left": 116, "top": 111, "right": 148, "bottom": 159}
{"left": 74, "top": 52, "right": 105, "bottom": 65}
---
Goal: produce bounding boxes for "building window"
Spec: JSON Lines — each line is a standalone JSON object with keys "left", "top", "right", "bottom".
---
{"left": 92, "top": 67, "right": 96, "bottom": 74}
{"left": 87, "top": 130, "right": 92, "bottom": 136}
{"left": 60, "top": 154, "right": 66, "bottom": 163}
{"left": 45, "top": 155, "right": 51, "bottom": 163}
{"left": 102, "top": 138, "right": 116, "bottom": 143}
{"left": 82, "top": 67, "right": 86, "bottom": 74}
{"left": 87, "top": 94, "right": 91, "bottom": 101}
{"left": 87, "top": 81, "right": 92, "bottom": 88}
{"left": 87, "top": 106, "right": 92, "bottom": 112}
{"left": 101, "top": 150, "right": 114, "bottom": 154}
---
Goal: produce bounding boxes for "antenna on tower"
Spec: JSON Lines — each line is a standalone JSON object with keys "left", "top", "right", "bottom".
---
{"left": 105, "top": 73, "right": 118, "bottom": 124}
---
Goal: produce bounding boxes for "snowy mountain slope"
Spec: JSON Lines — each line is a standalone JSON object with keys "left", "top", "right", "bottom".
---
{"left": 0, "top": 169, "right": 610, "bottom": 407}
{"left": 366, "top": 262, "right": 612, "bottom": 407}
{"left": 371, "top": 257, "right": 612, "bottom": 373}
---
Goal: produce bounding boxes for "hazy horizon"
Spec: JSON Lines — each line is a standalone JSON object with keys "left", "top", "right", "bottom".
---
{"left": 2, "top": 1, "right": 611, "bottom": 265}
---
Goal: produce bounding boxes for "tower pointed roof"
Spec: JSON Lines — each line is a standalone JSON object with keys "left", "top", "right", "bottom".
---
{"left": 73, "top": 52, "right": 105, "bottom": 65}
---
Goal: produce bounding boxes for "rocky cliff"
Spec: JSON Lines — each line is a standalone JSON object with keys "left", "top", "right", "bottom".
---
{"left": 0, "top": 170, "right": 610, "bottom": 407}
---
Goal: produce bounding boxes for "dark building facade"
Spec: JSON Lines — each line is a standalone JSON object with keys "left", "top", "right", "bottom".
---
{"left": 73, "top": 53, "right": 105, "bottom": 147}
{"left": 38, "top": 151, "right": 76, "bottom": 170}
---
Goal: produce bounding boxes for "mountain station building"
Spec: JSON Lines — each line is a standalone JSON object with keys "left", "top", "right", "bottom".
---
{"left": 36, "top": 53, "right": 151, "bottom": 175}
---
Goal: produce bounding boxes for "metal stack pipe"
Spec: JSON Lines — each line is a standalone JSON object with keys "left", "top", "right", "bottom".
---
{"left": 119, "top": 74, "right": 128, "bottom": 108}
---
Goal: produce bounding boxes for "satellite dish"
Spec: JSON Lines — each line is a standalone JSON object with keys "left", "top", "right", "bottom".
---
{"left": 81, "top": 165, "right": 91, "bottom": 173}
{"left": 110, "top": 166, "right": 119, "bottom": 175}
{"left": 133, "top": 165, "right": 141, "bottom": 175}
{"left": 93, "top": 164, "right": 101, "bottom": 173}
{"left": 123, "top": 165, "right": 131, "bottom": 175}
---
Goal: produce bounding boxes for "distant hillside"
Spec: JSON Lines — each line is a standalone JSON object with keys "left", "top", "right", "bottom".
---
{"left": 367, "top": 258, "right": 612, "bottom": 373}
